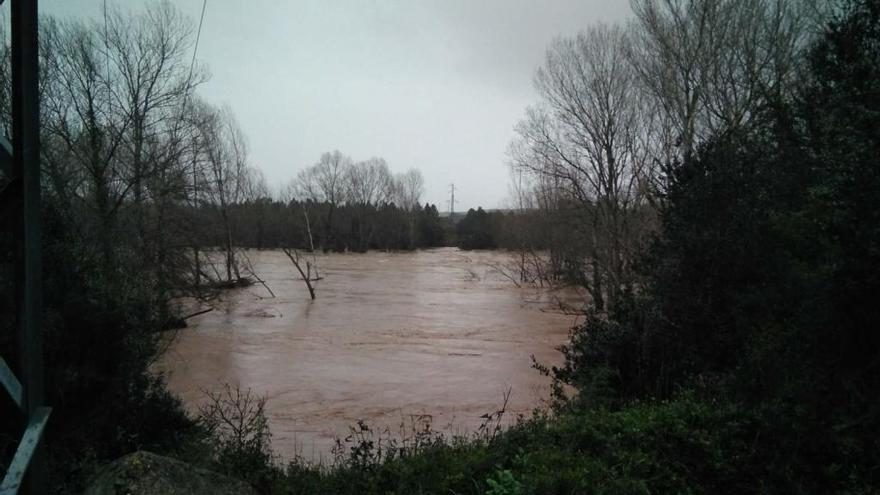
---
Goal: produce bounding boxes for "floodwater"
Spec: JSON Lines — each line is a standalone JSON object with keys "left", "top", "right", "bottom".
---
{"left": 155, "top": 248, "right": 582, "bottom": 462}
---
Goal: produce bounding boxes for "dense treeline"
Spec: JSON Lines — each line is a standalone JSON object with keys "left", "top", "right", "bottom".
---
{"left": 256, "top": 150, "right": 445, "bottom": 252}
{"left": 455, "top": 208, "right": 502, "bottom": 250}
{"left": 183, "top": 148, "right": 447, "bottom": 252}
{"left": 214, "top": 199, "right": 446, "bottom": 252}
{"left": 454, "top": 207, "right": 553, "bottom": 252}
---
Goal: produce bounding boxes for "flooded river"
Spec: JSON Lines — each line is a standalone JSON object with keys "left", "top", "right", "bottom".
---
{"left": 156, "top": 248, "right": 582, "bottom": 462}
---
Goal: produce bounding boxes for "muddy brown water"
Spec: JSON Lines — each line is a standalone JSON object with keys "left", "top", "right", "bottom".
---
{"left": 155, "top": 248, "right": 583, "bottom": 463}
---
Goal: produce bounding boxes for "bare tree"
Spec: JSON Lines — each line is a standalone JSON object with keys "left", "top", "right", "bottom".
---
{"left": 15, "top": 3, "right": 260, "bottom": 325}
{"left": 192, "top": 102, "right": 252, "bottom": 284}
{"left": 295, "top": 150, "right": 352, "bottom": 249}
{"left": 396, "top": 168, "right": 424, "bottom": 210}
{"left": 347, "top": 157, "right": 393, "bottom": 206}
{"left": 282, "top": 248, "right": 320, "bottom": 300}
{"left": 344, "top": 157, "right": 394, "bottom": 249}
{"left": 309, "top": 150, "right": 352, "bottom": 205}
{"left": 102, "top": 1, "right": 204, "bottom": 255}
{"left": 628, "top": 0, "right": 811, "bottom": 164}
{"left": 395, "top": 168, "right": 425, "bottom": 248}
{"left": 512, "top": 23, "right": 654, "bottom": 311}
{"left": 41, "top": 18, "right": 131, "bottom": 265}
{"left": 502, "top": 168, "right": 555, "bottom": 286}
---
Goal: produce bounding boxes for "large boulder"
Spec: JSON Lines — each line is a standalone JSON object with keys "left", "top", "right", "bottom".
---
{"left": 84, "top": 451, "right": 257, "bottom": 495}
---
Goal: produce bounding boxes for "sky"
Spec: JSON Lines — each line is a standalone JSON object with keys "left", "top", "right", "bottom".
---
{"left": 35, "top": 0, "right": 633, "bottom": 211}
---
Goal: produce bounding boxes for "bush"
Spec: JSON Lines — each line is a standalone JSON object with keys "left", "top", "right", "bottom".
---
{"left": 198, "top": 384, "right": 280, "bottom": 491}
{"left": 0, "top": 202, "right": 203, "bottom": 493}
{"left": 262, "top": 392, "right": 880, "bottom": 494}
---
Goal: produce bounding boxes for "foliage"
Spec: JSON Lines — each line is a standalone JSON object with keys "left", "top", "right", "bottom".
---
{"left": 259, "top": 393, "right": 876, "bottom": 494}
{"left": 456, "top": 207, "right": 500, "bottom": 250}
{"left": 1, "top": 201, "right": 203, "bottom": 493}
{"left": 532, "top": 1, "right": 880, "bottom": 492}
{"left": 485, "top": 469, "right": 523, "bottom": 495}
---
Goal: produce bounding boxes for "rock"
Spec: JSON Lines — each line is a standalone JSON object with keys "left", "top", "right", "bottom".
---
{"left": 84, "top": 451, "right": 258, "bottom": 495}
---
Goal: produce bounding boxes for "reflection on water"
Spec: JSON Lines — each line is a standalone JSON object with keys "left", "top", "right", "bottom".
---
{"left": 155, "top": 247, "right": 582, "bottom": 462}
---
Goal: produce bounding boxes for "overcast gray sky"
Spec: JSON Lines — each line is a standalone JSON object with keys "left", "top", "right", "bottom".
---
{"left": 37, "top": 0, "right": 633, "bottom": 211}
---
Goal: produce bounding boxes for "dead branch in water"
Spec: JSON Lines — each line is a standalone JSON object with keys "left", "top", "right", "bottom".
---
{"left": 539, "top": 293, "right": 588, "bottom": 316}
{"left": 302, "top": 209, "right": 321, "bottom": 280}
{"left": 182, "top": 307, "right": 214, "bottom": 320}
{"left": 485, "top": 261, "right": 522, "bottom": 288}
{"left": 238, "top": 249, "right": 276, "bottom": 298}
{"left": 461, "top": 267, "right": 481, "bottom": 282}
{"left": 477, "top": 386, "right": 512, "bottom": 443}
{"left": 304, "top": 210, "right": 316, "bottom": 253}
{"left": 203, "top": 276, "right": 253, "bottom": 290}
{"left": 283, "top": 247, "right": 318, "bottom": 299}
{"left": 158, "top": 307, "right": 216, "bottom": 333}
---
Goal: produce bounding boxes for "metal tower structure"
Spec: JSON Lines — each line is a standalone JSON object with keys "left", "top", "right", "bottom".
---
{"left": 0, "top": 0, "right": 51, "bottom": 493}
{"left": 449, "top": 183, "right": 456, "bottom": 219}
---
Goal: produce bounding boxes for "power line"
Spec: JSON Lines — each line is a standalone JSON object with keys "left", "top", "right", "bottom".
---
{"left": 103, "top": 0, "right": 109, "bottom": 85}
{"left": 174, "top": 0, "right": 206, "bottom": 150}
{"left": 185, "top": 0, "right": 208, "bottom": 104}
